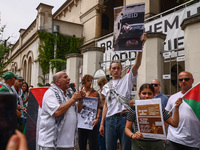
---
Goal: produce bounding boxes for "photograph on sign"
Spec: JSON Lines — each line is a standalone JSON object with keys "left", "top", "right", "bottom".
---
{"left": 78, "top": 97, "right": 98, "bottom": 130}
{"left": 135, "top": 98, "right": 166, "bottom": 140}
{"left": 113, "top": 3, "right": 145, "bottom": 52}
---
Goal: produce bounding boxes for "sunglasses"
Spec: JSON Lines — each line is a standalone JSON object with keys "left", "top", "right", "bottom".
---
{"left": 151, "top": 84, "right": 159, "bottom": 87}
{"left": 178, "top": 78, "right": 191, "bottom": 82}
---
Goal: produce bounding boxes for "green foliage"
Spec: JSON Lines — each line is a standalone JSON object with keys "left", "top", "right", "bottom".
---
{"left": 38, "top": 31, "right": 55, "bottom": 75}
{"left": 50, "top": 59, "right": 66, "bottom": 73}
{"left": 0, "top": 47, "right": 11, "bottom": 77}
{"left": 37, "top": 75, "right": 46, "bottom": 87}
{"left": 0, "top": 19, "right": 11, "bottom": 77}
{"left": 37, "top": 30, "right": 83, "bottom": 75}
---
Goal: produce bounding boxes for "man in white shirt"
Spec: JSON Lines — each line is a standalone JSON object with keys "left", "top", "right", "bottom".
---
{"left": 99, "top": 33, "right": 146, "bottom": 150}
{"left": 38, "top": 71, "right": 85, "bottom": 150}
{"left": 165, "top": 71, "right": 200, "bottom": 150}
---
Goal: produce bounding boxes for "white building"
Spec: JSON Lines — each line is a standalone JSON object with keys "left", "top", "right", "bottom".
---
{"left": 2, "top": 0, "right": 200, "bottom": 96}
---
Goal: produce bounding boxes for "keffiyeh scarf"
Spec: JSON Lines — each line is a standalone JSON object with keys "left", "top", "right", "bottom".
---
{"left": 106, "top": 80, "right": 134, "bottom": 114}
{"left": 50, "top": 84, "right": 72, "bottom": 147}
{"left": 2, "top": 83, "right": 14, "bottom": 93}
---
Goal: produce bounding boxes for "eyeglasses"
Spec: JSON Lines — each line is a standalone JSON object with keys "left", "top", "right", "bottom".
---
{"left": 151, "top": 84, "right": 159, "bottom": 87}
{"left": 178, "top": 78, "right": 191, "bottom": 82}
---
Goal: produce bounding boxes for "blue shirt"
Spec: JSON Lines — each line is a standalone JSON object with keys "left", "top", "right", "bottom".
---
{"left": 154, "top": 92, "right": 168, "bottom": 108}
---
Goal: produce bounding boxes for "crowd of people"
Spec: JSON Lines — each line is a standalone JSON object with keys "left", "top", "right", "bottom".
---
{"left": 0, "top": 71, "right": 30, "bottom": 133}
{"left": 0, "top": 32, "right": 200, "bottom": 150}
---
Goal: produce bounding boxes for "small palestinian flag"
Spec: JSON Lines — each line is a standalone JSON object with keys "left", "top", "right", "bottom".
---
{"left": 25, "top": 88, "right": 48, "bottom": 150}
{"left": 127, "top": 67, "right": 130, "bottom": 74}
{"left": 183, "top": 82, "right": 200, "bottom": 121}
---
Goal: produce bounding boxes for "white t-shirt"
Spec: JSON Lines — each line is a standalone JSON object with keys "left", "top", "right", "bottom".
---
{"left": 102, "top": 71, "right": 136, "bottom": 117}
{"left": 165, "top": 91, "right": 200, "bottom": 148}
{"left": 38, "top": 89, "right": 77, "bottom": 148}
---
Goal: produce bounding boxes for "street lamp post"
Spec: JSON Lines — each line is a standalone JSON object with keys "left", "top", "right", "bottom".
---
{"left": 53, "top": 25, "right": 60, "bottom": 59}
{"left": 48, "top": 25, "right": 60, "bottom": 84}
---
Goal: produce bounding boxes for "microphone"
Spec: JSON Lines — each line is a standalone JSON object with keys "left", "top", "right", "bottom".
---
{"left": 69, "top": 83, "right": 82, "bottom": 102}
{"left": 69, "top": 83, "right": 76, "bottom": 92}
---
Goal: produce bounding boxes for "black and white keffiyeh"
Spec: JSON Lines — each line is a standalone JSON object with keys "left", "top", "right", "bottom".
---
{"left": 50, "top": 84, "right": 73, "bottom": 147}
{"left": 11, "top": 86, "right": 23, "bottom": 106}
{"left": 106, "top": 80, "right": 135, "bottom": 114}
{"left": 2, "top": 83, "right": 14, "bottom": 93}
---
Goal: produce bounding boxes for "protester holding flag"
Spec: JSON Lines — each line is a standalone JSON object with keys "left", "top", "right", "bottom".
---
{"left": 99, "top": 33, "right": 146, "bottom": 150}
{"left": 165, "top": 71, "right": 200, "bottom": 150}
{"left": 38, "top": 71, "right": 86, "bottom": 150}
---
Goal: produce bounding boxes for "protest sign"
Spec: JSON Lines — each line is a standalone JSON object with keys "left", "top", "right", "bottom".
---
{"left": 135, "top": 98, "right": 166, "bottom": 140}
{"left": 78, "top": 97, "right": 98, "bottom": 130}
{"left": 113, "top": 3, "right": 145, "bottom": 52}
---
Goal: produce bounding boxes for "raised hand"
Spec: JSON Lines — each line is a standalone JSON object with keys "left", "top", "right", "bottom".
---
{"left": 175, "top": 97, "right": 183, "bottom": 108}
{"left": 140, "top": 33, "right": 147, "bottom": 42}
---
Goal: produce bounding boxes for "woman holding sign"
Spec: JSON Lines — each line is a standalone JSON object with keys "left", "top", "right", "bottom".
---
{"left": 78, "top": 74, "right": 101, "bottom": 150}
{"left": 125, "top": 83, "right": 182, "bottom": 150}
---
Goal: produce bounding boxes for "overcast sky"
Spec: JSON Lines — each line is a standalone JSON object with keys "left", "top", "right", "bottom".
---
{"left": 0, "top": 0, "right": 66, "bottom": 43}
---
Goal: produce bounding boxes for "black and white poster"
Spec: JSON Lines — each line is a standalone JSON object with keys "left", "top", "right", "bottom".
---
{"left": 113, "top": 3, "right": 145, "bottom": 52}
{"left": 78, "top": 97, "right": 98, "bottom": 130}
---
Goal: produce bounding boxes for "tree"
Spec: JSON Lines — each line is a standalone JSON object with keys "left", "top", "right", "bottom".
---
{"left": 0, "top": 18, "right": 11, "bottom": 77}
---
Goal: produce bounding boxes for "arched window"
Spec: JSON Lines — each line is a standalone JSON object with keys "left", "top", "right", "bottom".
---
{"left": 23, "top": 60, "right": 27, "bottom": 81}
{"left": 27, "top": 57, "right": 32, "bottom": 85}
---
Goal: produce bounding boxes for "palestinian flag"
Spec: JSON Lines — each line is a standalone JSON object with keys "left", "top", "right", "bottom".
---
{"left": 25, "top": 88, "right": 48, "bottom": 150}
{"left": 183, "top": 82, "right": 200, "bottom": 121}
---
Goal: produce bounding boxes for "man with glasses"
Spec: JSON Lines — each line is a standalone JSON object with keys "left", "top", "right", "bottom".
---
{"left": 151, "top": 79, "right": 168, "bottom": 108}
{"left": 165, "top": 71, "right": 200, "bottom": 150}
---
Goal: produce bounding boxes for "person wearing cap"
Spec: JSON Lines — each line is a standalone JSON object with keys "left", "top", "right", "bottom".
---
{"left": 11, "top": 76, "right": 27, "bottom": 131}
{"left": 11, "top": 76, "right": 25, "bottom": 106}
{"left": 0, "top": 71, "right": 21, "bottom": 118}
{"left": 0, "top": 71, "right": 17, "bottom": 92}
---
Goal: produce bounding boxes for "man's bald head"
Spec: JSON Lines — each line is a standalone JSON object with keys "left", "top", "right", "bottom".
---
{"left": 53, "top": 71, "right": 65, "bottom": 84}
{"left": 151, "top": 79, "right": 160, "bottom": 85}
{"left": 151, "top": 79, "right": 161, "bottom": 95}
{"left": 178, "top": 71, "right": 194, "bottom": 94}
{"left": 53, "top": 71, "right": 70, "bottom": 91}
{"left": 179, "top": 71, "right": 193, "bottom": 79}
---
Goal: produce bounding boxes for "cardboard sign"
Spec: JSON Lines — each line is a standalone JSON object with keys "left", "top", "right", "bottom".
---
{"left": 135, "top": 98, "right": 166, "bottom": 140}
